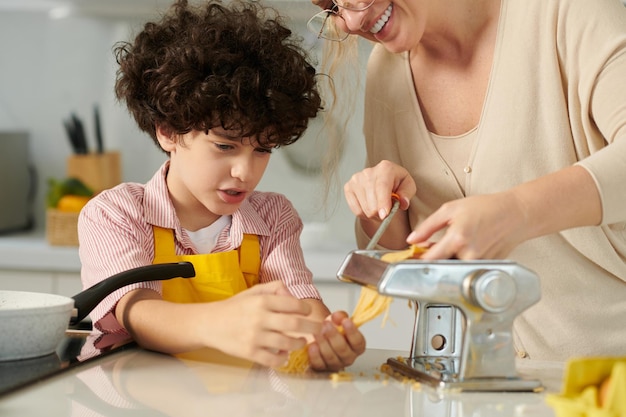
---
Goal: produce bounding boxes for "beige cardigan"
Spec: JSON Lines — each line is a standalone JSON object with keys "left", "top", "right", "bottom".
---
{"left": 358, "top": 0, "right": 626, "bottom": 361}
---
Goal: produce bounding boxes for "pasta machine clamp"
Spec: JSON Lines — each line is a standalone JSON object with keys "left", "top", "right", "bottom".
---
{"left": 337, "top": 250, "right": 543, "bottom": 392}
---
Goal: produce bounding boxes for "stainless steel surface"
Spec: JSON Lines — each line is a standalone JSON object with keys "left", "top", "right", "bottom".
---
{"left": 365, "top": 198, "right": 400, "bottom": 250}
{"left": 337, "top": 250, "right": 543, "bottom": 392}
{"left": 337, "top": 251, "right": 389, "bottom": 287}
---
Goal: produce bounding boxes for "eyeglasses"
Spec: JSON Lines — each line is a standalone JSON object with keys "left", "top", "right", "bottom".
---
{"left": 307, "top": 0, "right": 376, "bottom": 42}
{"left": 307, "top": 7, "right": 348, "bottom": 42}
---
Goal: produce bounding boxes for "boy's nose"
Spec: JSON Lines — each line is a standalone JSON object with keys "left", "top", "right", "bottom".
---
{"left": 231, "top": 164, "right": 246, "bottom": 181}
{"left": 231, "top": 157, "right": 252, "bottom": 181}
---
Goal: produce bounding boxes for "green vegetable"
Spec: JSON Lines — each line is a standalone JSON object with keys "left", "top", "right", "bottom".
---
{"left": 47, "top": 177, "right": 94, "bottom": 208}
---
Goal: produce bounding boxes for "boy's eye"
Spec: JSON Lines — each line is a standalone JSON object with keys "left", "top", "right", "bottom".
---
{"left": 256, "top": 147, "right": 273, "bottom": 154}
{"left": 215, "top": 143, "right": 234, "bottom": 151}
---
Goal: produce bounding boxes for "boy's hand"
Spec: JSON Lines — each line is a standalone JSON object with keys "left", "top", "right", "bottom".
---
{"left": 307, "top": 311, "right": 366, "bottom": 372}
{"left": 205, "top": 281, "right": 322, "bottom": 368}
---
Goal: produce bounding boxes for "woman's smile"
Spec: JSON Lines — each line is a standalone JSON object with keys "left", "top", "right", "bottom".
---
{"left": 370, "top": 4, "right": 392, "bottom": 34}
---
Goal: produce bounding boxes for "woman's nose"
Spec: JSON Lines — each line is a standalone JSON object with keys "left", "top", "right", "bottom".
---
{"left": 340, "top": 9, "right": 368, "bottom": 32}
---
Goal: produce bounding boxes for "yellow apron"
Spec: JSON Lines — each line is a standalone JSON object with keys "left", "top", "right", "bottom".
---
{"left": 152, "top": 226, "right": 260, "bottom": 303}
{"left": 152, "top": 226, "right": 261, "bottom": 392}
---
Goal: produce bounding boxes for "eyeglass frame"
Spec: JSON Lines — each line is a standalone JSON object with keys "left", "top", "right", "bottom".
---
{"left": 306, "top": 0, "right": 377, "bottom": 42}
{"left": 319, "top": 0, "right": 376, "bottom": 12}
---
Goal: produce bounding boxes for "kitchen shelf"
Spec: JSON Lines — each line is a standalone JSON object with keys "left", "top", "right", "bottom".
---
{"left": 0, "top": 229, "right": 352, "bottom": 281}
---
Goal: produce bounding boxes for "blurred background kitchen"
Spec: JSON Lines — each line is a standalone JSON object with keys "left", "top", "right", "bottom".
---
{"left": 0, "top": 0, "right": 417, "bottom": 349}
{"left": 4, "top": 0, "right": 625, "bottom": 352}
{"left": 0, "top": 0, "right": 372, "bottom": 244}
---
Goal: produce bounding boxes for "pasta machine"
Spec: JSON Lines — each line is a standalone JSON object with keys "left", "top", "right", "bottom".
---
{"left": 336, "top": 250, "right": 543, "bottom": 392}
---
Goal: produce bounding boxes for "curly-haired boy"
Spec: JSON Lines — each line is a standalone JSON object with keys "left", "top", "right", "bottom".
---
{"left": 78, "top": 0, "right": 365, "bottom": 371}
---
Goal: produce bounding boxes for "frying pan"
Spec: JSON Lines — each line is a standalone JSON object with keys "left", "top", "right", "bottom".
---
{"left": 0, "top": 262, "right": 195, "bottom": 361}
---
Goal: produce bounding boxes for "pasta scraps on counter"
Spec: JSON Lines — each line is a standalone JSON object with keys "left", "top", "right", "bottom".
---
{"left": 330, "top": 371, "right": 354, "bottom": 383}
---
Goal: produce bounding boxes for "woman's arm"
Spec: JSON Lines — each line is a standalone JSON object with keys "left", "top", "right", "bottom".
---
{"left": 408, "top": 165, "right": 602, "bottom": 260}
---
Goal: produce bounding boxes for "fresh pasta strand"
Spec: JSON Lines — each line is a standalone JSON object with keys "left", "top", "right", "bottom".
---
{"left": 277, "top": 287, "right": 392, "bottom": 374}
{"left": 277, "top": 345, "right": 310, "bottom": 374}
{"left": 351, "top": 286, "right": 393, "bottom": 328}
{"left": 379, "top": 244, "right": 428, "bottom": 263}
{"left": 278, "top": 245, "right": 427, "bottom": 374}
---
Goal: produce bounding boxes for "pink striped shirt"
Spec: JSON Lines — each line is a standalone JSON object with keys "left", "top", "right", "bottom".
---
{"left": 78, "top": 161, "right": 320, "bottom": 333}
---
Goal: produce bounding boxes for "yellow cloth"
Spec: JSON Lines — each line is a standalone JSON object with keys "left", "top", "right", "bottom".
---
{"left": 546, "top": 357, "right": 626, "bottom": 417}
{"left": 152, "top": 226, "right": 260, "bottom": 302}
{"left": 151, "top": 226, "right": 261, "bottom": 391}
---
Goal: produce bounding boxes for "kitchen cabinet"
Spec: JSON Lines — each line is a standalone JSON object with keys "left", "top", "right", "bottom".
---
{"left": 0, "top": 231, "right": 414, "bottom": 350}
{"left": 0, "top": 231, "right": 83, "bottom": 296}
{"left": 0, "top": 270, "right": 81, "bottom": 297}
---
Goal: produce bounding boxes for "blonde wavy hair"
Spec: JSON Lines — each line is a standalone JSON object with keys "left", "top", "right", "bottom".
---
{"left": 316, "top": 32, "right": 363, "bottom": 211}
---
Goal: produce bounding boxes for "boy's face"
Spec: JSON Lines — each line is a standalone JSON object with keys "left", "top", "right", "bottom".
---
{"left": 158, "top": 127, "right": 273, "bottom": 231}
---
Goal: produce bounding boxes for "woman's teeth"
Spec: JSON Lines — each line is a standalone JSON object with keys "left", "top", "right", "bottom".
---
{"left": 370, "top": 4, "right": 392, "bottom": 34}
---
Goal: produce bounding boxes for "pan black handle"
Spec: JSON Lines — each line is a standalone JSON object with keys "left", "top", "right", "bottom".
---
{"left": 70, "top": 262, "right": 195, "bottom": 325}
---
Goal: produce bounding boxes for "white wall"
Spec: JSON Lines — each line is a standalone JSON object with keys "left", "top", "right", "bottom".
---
{"left": 0, "top": 3, "right": 372, "bottom": 246}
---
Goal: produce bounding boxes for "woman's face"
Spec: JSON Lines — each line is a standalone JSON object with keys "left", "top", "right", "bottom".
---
{"left": 158, "top": 127, "right": 273, "bottom": 230}
{"left": 334, "top": 0, "right": 427, "bottom": 53}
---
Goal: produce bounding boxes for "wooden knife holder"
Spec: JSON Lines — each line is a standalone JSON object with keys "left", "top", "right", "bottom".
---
{"left": 66, "top": 151, "right": 121, "bottom": 193}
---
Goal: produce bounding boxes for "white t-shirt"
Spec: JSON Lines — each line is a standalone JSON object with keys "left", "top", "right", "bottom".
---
{"left": 185, "top": 215, "right": 231, "bottom": 253}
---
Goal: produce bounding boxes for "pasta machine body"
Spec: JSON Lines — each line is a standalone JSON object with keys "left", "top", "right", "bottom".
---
{"left": 337, "top": 250, "right": 543, "bottom": 392}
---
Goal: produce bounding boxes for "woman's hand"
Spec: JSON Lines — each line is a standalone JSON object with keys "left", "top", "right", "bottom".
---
{"left": 407, "top": 191, "right": 529, "bottom": 260}
{"left": 344, "top": 160, "right": 415, "bottom": 249}
{"left": 407, "top": 165, "right": 603, "bottom": 260}
{"left": 307, "top": 311, "right": 366, "bottom": 372}
{"left": 344, "top": 160, "right": 415, "bottom": 220}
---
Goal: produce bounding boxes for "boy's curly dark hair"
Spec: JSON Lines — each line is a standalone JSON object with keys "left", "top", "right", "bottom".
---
{"left": 114, "top": 0, "right": 322, "bottom": 150}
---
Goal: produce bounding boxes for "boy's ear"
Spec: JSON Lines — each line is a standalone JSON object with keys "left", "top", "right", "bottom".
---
{"left": 155, "top": 124, "right": 176, "bottom": 152}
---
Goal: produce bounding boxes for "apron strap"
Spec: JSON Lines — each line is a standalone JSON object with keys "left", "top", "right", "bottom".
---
{"left": 152, "top": 225, "right": 261, "bottom": 294}
{"left": 239, "top": 233, "right": 261, "bottom": 276}
{"left": 153, "top": 225, "right": 176, "bottom": 259}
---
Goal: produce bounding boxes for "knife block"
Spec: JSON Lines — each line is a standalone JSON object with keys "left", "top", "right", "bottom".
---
{"left": 66, "top": 151, "right": 121, "bottom": 193}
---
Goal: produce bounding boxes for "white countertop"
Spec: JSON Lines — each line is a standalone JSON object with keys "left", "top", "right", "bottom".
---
{"left": 0, "top": 230, "right": 81, "bottom": 272}
{"left": 0, "top": 229, "right": 354, "bottom": 281}
{"left": 0, "top": 345, "right": 564, "bottom": 417}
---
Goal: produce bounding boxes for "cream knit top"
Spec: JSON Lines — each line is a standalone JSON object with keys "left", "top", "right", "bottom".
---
{"left": 357, "top": 0, "right": 626, "bottom": 360}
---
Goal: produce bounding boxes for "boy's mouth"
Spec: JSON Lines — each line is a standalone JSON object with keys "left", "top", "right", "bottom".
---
{"left": 370, "top": 4, "right": 392, "bottom": 34}
{"left": 219, "top": 188, "right": 247, "bottom": 205}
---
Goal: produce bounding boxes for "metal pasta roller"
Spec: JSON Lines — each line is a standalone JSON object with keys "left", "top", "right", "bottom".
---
{"left": 337, "top": 250, "right": 543, "bottom": 392}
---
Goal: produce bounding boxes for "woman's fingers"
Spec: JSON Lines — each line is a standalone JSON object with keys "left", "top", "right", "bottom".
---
{"left": 344, "top": 160, "right": 416, "bottom": 220}
{"left": 408, "top": 193, "right": 525, "bottom": 260}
